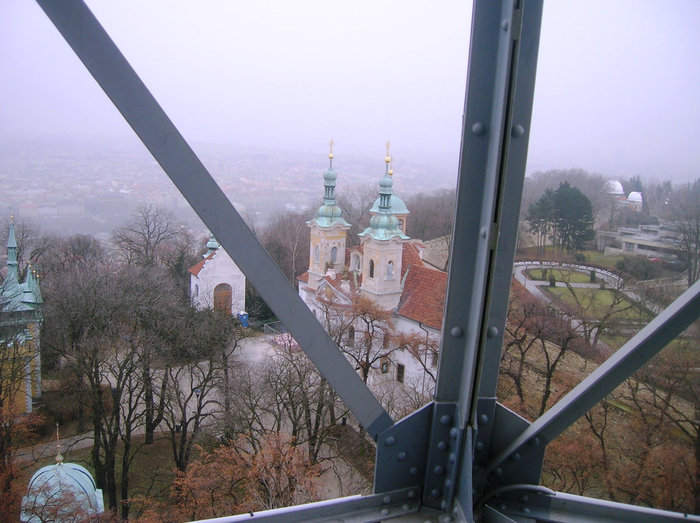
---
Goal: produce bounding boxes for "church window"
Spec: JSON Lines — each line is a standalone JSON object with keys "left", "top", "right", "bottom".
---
{"left": 213, "top": 283, "right": 232, "bottom": 314}
{"left": 331, "top": 246, "right": 338, "bottom": 264}
{"left": 369, "top": 259, "right": 375, "bottom": 278}
{"left": 380, "top": 358, "right": 389, "bottom": 374}
{"left": 386, "top": 260, "right": 395, "bottom": 280}
{"left": 194, "top": 284, "right": 199, "bottom": 297}
{"left": 314, "top": 245, "right": 320, "bottom": 263}
{"left": 396, "top": 364, "right": 405, "bottom": 383}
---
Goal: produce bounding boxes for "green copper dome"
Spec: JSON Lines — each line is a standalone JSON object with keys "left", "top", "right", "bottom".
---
{"left": 308, "top": 159, "right": 350, "bottom": 229}
{"left": 359, "top": 165, "right": 408, "bottom": 242}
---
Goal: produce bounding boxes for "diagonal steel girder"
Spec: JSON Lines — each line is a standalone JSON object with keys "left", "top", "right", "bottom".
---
{"left": 487, "top": 278, "right": 700, "bottom": 477}
{"left": 36, "top": 0, "right": 392, "bottom": 439}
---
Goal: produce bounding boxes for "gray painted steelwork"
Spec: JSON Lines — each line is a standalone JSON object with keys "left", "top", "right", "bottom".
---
{"left": 190, "top": 488, "right": 421, "bottom": 523}
{"left": 35, "top": 0, "right": 392, "bottom": 441}
{"left": 486, "top": 279, "right": 700, "bottom": 480}
{"left": 34, "top": 0, "right": 700, "bottom": 521}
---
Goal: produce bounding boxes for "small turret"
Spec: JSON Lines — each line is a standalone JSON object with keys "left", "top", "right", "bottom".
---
{"left": 206, "top": 233, "right": 220, "bottom": 256}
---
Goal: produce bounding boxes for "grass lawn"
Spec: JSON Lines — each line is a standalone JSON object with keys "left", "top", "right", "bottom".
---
{"left": 526, "top": 268, "right": 595, "bottom": 284}
{"left": 546, "top": 287, "right": 652, "bottom": 322}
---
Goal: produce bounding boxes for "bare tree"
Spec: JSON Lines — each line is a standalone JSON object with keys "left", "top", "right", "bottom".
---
{"left": 336, "top": 184, "right": 376, "bottom": 247}
{"left": 261, "top": 210, "right": 310, "bottom": 283}
{"left": 112, "top": 204, "right": 179, "bottom": 267}
{"left": 667, "top": 178, "right": 700, "bottom": 286}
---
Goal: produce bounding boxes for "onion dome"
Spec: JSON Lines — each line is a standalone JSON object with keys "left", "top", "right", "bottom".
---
{"left": 359, "top": 148, "right": 409, "bottom": 242}
{"left": 308, "top": 141, "right": 350, "bottom": 228}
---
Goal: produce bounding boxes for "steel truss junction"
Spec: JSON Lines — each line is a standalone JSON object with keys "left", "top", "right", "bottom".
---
{"left": 37, "top": 1, "right": 700, "bottom": 521}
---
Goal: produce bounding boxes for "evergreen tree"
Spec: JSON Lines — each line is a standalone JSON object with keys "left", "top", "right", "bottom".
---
{"left": 527, "top": 182, "right": 595, "bottom": 254}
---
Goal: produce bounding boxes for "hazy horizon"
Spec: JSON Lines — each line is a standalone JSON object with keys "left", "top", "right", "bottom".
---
{"left": 2, "top": 1, "right": 699, "bottom": 184}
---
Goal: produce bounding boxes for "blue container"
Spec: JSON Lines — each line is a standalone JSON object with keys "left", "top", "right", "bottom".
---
{"left": 237, "top": 311, "right": 249, "bottom": 328}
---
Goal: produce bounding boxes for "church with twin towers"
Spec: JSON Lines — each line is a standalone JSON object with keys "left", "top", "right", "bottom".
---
{"left": 298, "top": 143, "right": 448, "bottom": 385}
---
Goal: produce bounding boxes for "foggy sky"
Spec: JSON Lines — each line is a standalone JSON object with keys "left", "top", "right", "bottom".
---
{"left": 1, "top": 0, "right": 699, "bottom": 183}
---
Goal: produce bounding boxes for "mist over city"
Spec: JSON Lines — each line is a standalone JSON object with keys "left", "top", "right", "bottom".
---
{"left": 1, "top": 2, "right": 699, "bottom": 521}
{"left": 1, "top": 0, "right": 699, "bottom": 237}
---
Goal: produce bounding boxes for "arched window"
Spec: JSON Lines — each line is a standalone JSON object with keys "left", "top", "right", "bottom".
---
{"left": 368, "top": 259, "right": 375, "bottom": 278}
{"left": 194, "top": 284, "right": 199, "bottom": 297}
{"left": 351, "top": 254, "right": 360, "bottom": 271}
{"left": 386, "top": 260, "right": 395, "bottom": 280}
{"left": 213, "top": 283, "right": 232, "bottom": 314}
{"left": 314, "top": 245, "right": 320, "bottom": 264}
{"left": 331, "top": 246, "right": 338, "bottom": 264}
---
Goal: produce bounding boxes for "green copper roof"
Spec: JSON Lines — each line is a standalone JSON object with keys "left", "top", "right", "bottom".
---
{"left": 308, "top": 159, "right": 350, "bottom": 229}
{"left": 359, "top": 165, "right": 409, "bottom": 242}
{"left": 1, "top": 220, "right": 43, "bottom": 316}
{"left": 369, "top": 193, "right": 410, "bottom": 215}
{"left": 206, "top": 233, "right": 220, "bottom": 255}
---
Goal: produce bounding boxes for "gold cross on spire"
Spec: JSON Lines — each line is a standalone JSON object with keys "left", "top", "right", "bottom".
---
{"left": 329, "top": 138, "right": 334, "bottom": 160}
{"left": 385, "top": 141, "right": 391, "bottom": 164}
{"left": 389, "top": 158, "right": 394, "bottom": 177}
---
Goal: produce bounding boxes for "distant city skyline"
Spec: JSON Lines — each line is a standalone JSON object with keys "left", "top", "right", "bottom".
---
{"left": 1, "top": 1, "right": 699, "bottom": 184}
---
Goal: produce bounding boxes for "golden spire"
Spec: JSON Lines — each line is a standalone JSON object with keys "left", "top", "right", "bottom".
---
{"left": 385, "top": 141, "right": 391, "bottom": 164}
{"left": 55, "top": 423, "right": 63, "bottom": 465}
{"left": 388, "top": 158, "right": 394, "bottom": 177}
{"left": 329, "top": 138, "right": 334, "bottom": 160}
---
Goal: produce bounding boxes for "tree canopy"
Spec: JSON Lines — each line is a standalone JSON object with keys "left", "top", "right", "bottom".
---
{"left": 527, "top": 181, "right": 595, "bottom": 254}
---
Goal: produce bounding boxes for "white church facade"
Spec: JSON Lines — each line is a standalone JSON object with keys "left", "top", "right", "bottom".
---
{"left": 189, "top": 234, "right": 246, "bottom": 315}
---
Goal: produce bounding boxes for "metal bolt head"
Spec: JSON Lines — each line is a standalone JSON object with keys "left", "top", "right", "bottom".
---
{"left": 475, "top": 441, "right": 484, "bottom": 451}
{"left": 437, "top": 440, "right": 448, "bottom": 451}
{"left": 450, "top": 428, "right": 459, "bottom": 438}
{"left": 471, "top": 122, "right": 486, "bottom": 135}
{"left": 523, "top": 507, "right": 531, "bottom": 514}
{"left": 407, "top": 490, "right": 417, "bottom": 499}
{"left": 434, "top": 465, "right": 445, "bottom": 475}
{"left": 511, "top": 453, "right": 521, "bottom": 461}
{"left": 531, "top": 437, "right": 541, "bottom": 446}
{"left": 385, "top": 436, "right": 395, "bottom": 446}
{"left": 511, "top": 124, "right": 525, "bottom": 137}
{"left": 431, "top": 488, "right": 442, "bottom": 498}
{"left": 402, "top": 504, "right": 410, "bottom": 511}
{"left": 410, "top": 466, "right": 419, "bottom": 476}
{"left": 502, "top": 19, "right": 509, "bottom": 31}
{"left": 520, "top": 495, "right": 529, "bottom": 503}
{"left": 440, "top": 414, "right": 452, "bottom": 426}
{"left": 478, "top": 414, "right": 489, "bottom": 425}
{"left": 450, "top": 326, "right": 463, "bottom": 338}
{"left": 397, "top": 451, "right": 407, "bottom": 461}
{"left": 381, "top": 508, "right": 390, "bottom": 516}
{"left": 383, "top": 495, "right": 392, "bottom": 505}
{"left": 487, "top": 326, "right": 499, "bottom": 338}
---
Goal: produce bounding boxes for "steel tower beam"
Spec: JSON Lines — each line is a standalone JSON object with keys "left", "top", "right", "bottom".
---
{"left": 35, "top": 0, "right": 392, "bottom": 440}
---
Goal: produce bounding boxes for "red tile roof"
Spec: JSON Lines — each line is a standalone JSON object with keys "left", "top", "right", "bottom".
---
{"left": 401, "top": 242, "right": 424, "bottom": 279}
{"left": 188, "top": 252, "right": 215, "bottom": 276}
{"left": 396, "top": 265, "right": 447, "bottom": 330}
{"left": 297, "top": 272, "right": 310, "bottom": 283}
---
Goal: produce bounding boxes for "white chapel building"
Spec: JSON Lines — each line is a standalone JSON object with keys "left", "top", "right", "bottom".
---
{"left": 189, "top": 234, "right": 246, "bottom": 315}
